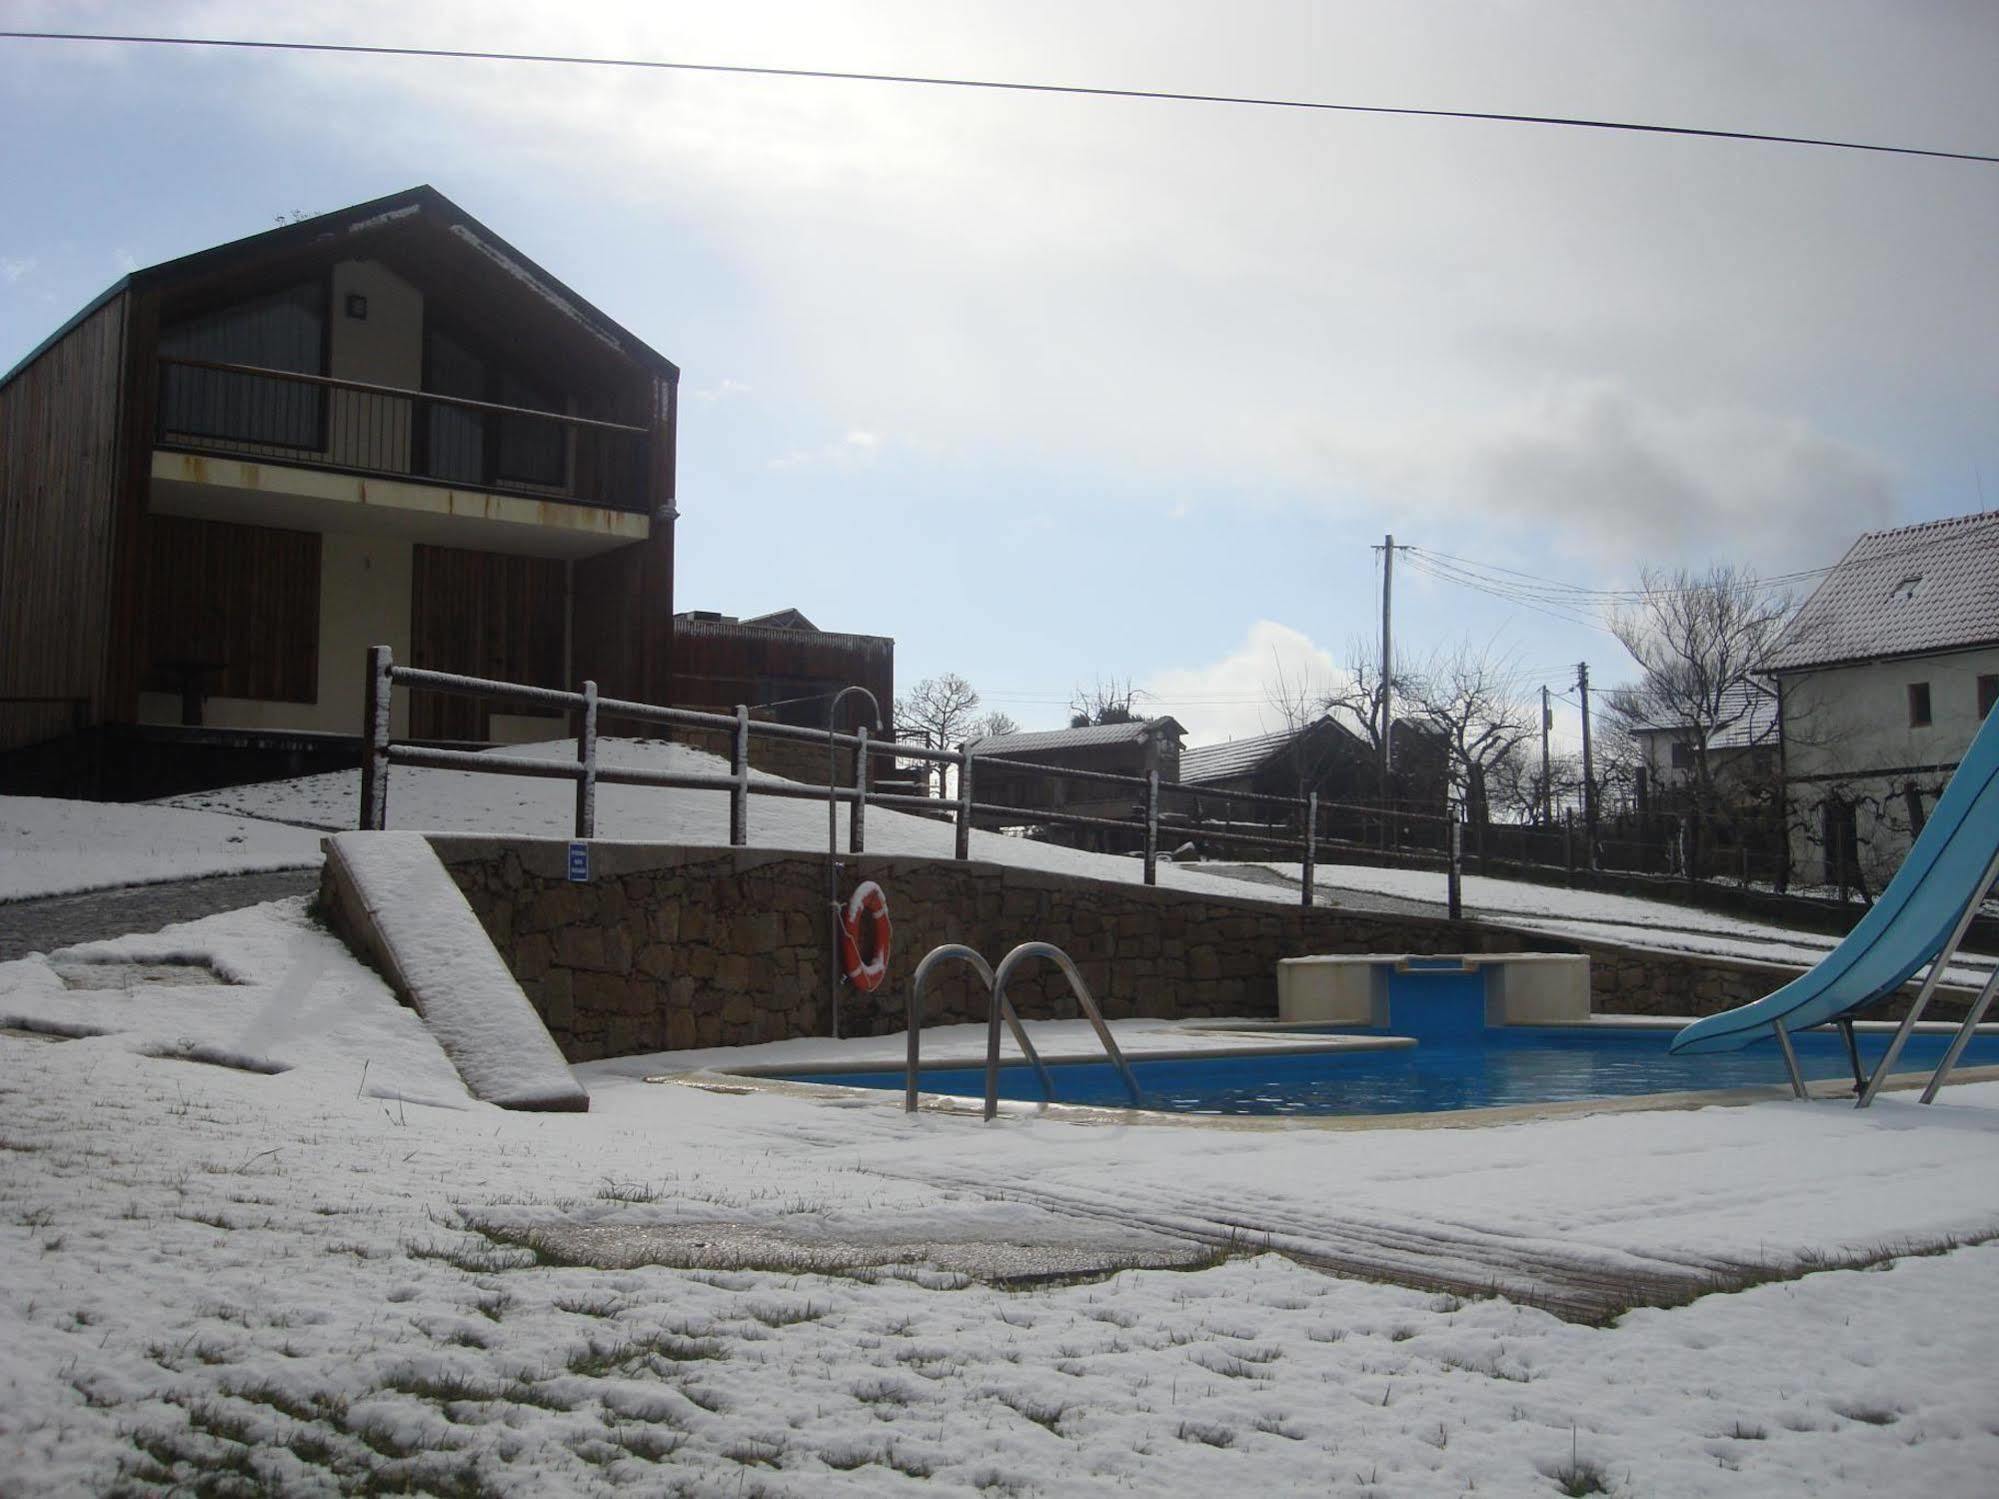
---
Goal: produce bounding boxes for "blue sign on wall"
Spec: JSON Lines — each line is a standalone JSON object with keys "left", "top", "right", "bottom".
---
{"left": 566, "top": 841, "right": 590, "bottom": 883}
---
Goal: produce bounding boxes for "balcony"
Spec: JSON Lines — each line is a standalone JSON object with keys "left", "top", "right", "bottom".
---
{"left": 155, "top": 357, "right": 651, "bottom": 517}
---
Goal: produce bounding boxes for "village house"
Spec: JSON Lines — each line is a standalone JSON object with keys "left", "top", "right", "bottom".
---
{"left": 966, "top": 718, "right": 1186, "bottom": 851}
{"left": 1760, "top": 508, "right": 1999, "bottom": 889}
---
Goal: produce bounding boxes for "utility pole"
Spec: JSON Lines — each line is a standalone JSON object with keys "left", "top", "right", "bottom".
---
{"left": 1577, "top": 661, "right": 1597, "bottom": 869}
{"left": 1379, "top": 532, "right": 1395, "bottom": 788}
{"left": 1540, "top": 684, "right": 1552, "bottom": 825}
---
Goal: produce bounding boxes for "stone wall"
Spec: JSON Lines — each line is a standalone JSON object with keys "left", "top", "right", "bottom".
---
{"left": 421, "top": 837, "right": 1978, "bottom": 1063}
{"left": 431, "top": 839, "right": 1521, "bottom": 1061}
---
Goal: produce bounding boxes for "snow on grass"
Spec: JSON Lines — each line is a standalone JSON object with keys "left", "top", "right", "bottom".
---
{"left": 0, "top": 796, "right": 322, "bottom": 902}
{"left": 6, "top": 898, "right": 1999, "bottom": 1493}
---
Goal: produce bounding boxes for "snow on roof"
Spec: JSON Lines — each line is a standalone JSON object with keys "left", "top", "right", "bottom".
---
{"left": 740, "top": 608, "right": 819, "bottom": 632}
{"left": 1763, "top": 509, "right": 1999, "bottom": 673}
{"left": 966, "top": 718, "right": 1184, "bottom": 757}
{"left": 1179, "top": 718, "right": 1361, "bottom": 785}
{"left": 1616, "top": 680, "right": 1780, "bottom": 750}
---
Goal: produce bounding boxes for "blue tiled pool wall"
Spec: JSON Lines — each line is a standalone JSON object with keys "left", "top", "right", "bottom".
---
{"left": 781, "top": 1021, "right": 1999, "bottom": 1118}
{"left": 1383, "top": 964, "right": 1487, "bottom": 1041}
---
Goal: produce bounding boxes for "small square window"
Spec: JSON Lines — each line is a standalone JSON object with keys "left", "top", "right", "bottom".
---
{"left": 1979, "top": 674, "right": 1998, "bottom": 721}
{"left": 1908, "top": 681, "right": 1932, "bottom": 728}
{"left": 345, "top": 293, "right": 368, "bottom": 320}
{"left": 1669, "top": 741, "right": 1691, "bottom": 769}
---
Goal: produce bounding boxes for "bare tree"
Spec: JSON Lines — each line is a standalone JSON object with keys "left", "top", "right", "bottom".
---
{"left": 1321, "top": 636, "right": 1422, "bottom": 765}
{"left": 1069, "top": 676, "right": 1146, "bottom": 727}
{"left": 971, "top": 709, "right": 1020, "bottom": 742}
{"left": 895, "top": 673, "right": 982, "bottom": 796}
{"left": 1606, "top": 566, "right": 1791, "bottom": 869}
{"left": 1407, "top": 640, "right": 1535, "bottom": 825}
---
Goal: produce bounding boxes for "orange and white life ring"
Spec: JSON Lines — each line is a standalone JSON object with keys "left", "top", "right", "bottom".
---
{"left": 839, "top": 881, "right": 892, "bottom": 993}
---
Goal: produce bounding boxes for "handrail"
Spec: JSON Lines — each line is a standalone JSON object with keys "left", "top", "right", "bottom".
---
{"left": 906, "top": 945, "right": 1052, "bottom": 1112}
{"left": 985, "top": 941, "right": 1142, "bottom": 1120}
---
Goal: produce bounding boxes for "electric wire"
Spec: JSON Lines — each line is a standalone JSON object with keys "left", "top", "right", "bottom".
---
{"left": 2, "top": 29, "right": 1996, "bottom": 165}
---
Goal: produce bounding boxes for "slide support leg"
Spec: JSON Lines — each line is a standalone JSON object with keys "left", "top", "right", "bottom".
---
{"left": 1837, "top": 1018, "right": 1865, "bottom": 1093}
{"left": 1919, "top": 962, "right": 1999, "bottom": 1105}
{"left": 1772, "top": 1020, "right": 1807, "bottom": 1100}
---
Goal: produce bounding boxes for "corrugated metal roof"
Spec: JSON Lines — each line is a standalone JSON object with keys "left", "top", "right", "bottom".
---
{"left": 1763, "top": 509, "right": 1999, "bottom": 672}
{"left": 966, "top": 718, "right": 1183, "bottom": 757}
{"left": 1617, "top": 680, "right": 1780, "bottom": 749}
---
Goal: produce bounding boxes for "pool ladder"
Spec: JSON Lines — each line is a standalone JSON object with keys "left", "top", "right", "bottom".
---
{"left": 906, "top": 942, "right": 1144, "bottom": 1119}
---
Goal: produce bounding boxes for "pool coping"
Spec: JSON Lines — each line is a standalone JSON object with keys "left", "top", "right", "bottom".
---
{"left": 645, "top": 1017, "right": 1999, "bottom": 1131}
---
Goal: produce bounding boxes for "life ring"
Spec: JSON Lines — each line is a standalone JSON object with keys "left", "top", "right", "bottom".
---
{"left": 839, "top": 881, "right": 892, "bottom": 993}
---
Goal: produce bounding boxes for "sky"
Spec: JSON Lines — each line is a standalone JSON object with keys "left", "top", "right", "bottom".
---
{"left": 3, "top": 1, "right": 1995, "bottom": 749}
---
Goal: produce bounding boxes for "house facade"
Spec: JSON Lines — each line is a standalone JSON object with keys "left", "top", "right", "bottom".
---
{"left": 967, "top": 719, "right": 1186, "bottom": 850}
{"left": 0, "top": 187, "right": 677, "bottom": 793}
{"left": 1761, "top": 509, "right": 1999, "bottom": 889}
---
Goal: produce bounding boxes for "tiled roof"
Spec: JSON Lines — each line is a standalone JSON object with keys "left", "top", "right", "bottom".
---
{"left": 1616, "top": 680, "right": 1779, "bottom": 750}
{"left": 1762, "top": 509, "right": 1999, "bottom": 672}
{"left": 1178, "top": 727, "right": 1296, "bottom": 785}
{"left": 966, "top": 718, "right": 1184, "bottom": 757}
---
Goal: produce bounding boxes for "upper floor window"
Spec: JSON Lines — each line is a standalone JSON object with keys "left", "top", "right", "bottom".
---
{"left": 1979, "top": 674, "right": 1998, "bottom": 721}
{"left": 1669, "top": 741, "right": 1692, "bottom": 770}
{"left": 159, "top": 281, "right": 326, "bottom": 450}
{"left": 1908, "top": 681, "right": 1932, "bottom": 728}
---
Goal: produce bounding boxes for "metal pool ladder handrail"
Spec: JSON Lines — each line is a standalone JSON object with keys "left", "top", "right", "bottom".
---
{"left": 906, "top": 944, "right": 1053, "bottom": 1113}
{"left": 986, "top": 941, "right": 1143, "bottom": 1121}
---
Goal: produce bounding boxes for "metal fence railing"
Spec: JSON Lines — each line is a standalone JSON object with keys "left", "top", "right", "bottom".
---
{"left": 156, "top": 358, "right": 650, "bottom": 513}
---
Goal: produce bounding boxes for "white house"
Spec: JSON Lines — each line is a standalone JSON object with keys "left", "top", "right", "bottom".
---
{"left": 1761, "top": 508, "right": 1999, "bottom": 888}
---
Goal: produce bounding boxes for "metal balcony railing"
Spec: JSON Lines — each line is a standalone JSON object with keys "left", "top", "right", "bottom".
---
{"left": 155, "top": 357, "right": 651, "bottom": 514}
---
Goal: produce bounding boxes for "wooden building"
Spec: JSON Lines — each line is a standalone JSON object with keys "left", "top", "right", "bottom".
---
{"left": 0, "top": 186, "right": 677, "bottom": 795}
{"left": 967, "top": 719, "right": 1186, "bottom": 850}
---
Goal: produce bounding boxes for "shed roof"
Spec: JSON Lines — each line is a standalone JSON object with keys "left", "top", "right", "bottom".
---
{"left": 966, "top": 718, "right": 1185, "bottom": 757}
{"left": 1762, "top": 509, "right": 1999, "bottom": 673}
{"left": 1178, "top": 717, "right": 1365, "bottom": 785}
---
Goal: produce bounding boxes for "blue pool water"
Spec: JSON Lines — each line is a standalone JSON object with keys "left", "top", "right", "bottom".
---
{"left": 776, "top": 1025, "right": 1999, "bottom": 1118}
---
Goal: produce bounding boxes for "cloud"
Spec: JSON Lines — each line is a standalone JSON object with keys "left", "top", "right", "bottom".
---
{"left": 689, "top": 377, "right": 751, "bottom": 402}
{"left": 1143, "top": 620, "right": 1346, "bottom": 747}
{"left": 768, "top": 428, "right": 882, "bottom": 470}
{"left": 0, "top": 257, "right": 33, "bottom": 284}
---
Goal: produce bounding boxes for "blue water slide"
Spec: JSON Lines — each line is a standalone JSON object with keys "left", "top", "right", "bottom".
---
{"left": 1670, "top": 705, "right": 1999, "bottom": 1055}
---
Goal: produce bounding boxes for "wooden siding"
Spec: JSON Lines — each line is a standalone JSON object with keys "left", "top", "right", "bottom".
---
{"left": 409, "top": 544, "right": 567, "bottom": 740}
{"left": 0, "top": 294, "right": 128, "bottom": 751}
{"left": 139, "top": 514, "right": 321, "bottom": 703}
{"left": 670, "top": 618, "right": 894, "bottom": 730}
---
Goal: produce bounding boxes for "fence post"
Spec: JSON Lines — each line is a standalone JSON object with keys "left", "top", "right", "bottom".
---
{"left": 574, "top": 680, "right": 598, "bottom": 839}
{"left": 1143, "top": 769, "right": 1159, "bottom": 886}
{"left": 1563, "top": 807, "right": 1576, "bottom": 886}
{"left": 954, "top": 746, "right": 972, "bottom": 860}
{"left": 850, "top": 726, "right": 869, "bottom": 853}
{"left": 359, "top": 645, "right": 392, "bottom": 830}
{"left": 730, "top": 705, "right": 750, "bottom": 847}
{"left": 1302, "top": 791, "right": 1318, "bottom": 908}
{"left": 1447, "top": 810, "right": 1464, "bottom": 921}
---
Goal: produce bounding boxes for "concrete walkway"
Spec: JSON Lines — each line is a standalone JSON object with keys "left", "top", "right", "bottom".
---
{"left": 0, "top": 868, "right": 320, "bottom": 961}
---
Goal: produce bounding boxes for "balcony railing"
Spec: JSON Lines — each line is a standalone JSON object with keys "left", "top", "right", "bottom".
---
{"left": 155, "top": 357, "right": 651, "bottom": 514}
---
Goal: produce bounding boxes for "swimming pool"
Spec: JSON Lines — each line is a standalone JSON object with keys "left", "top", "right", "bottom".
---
{"left": 774, "top": 1024, "right": 1999, "bottom": 1118}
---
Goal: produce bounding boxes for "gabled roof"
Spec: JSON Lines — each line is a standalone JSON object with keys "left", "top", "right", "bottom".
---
{"left": 966, "top": 718, "right": 1186, "bottom": 758}
{"left": 1762, "top": 509, "right": 1999, "bottom": 673}
{"left": 741, "top": 609, "right": 819, "bottom": 632}
{"left": 4, "top": 185, "right": 677, "bottom": 391}
{"left": 1178, "top": 716, "right": 1364, "bottom": 786}
{"left": 1616, "top": 679, "right": 1780, "bottom": 750}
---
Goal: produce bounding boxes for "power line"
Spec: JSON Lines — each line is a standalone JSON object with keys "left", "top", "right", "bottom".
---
{"left": 4, "top": 30, "right": 1996, "bottom": 165}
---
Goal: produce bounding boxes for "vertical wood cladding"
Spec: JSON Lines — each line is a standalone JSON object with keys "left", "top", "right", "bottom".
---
{"left": 0, "top": 294, "right": 128, "bottom": 751}
{"left": 409, "top": 544, "right": 566, "bottom": 740}
{"left": 139, "top": 515, "right": 321, "bottom": 703}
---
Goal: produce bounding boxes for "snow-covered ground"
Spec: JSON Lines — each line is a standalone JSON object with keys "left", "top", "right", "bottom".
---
{"left": 4, "top": 895, "right": 1999, "bottom": 1494}
{"left": 0, "top": 796, "right": 322, "bottom": 902}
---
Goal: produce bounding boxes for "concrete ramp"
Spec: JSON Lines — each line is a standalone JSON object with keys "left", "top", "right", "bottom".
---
{"left": 322, "top": 832, "right": 588, "bottom": 1112}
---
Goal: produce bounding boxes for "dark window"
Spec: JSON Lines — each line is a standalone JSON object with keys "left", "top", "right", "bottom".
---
{"left": 419, "top": 330, "right": 567, "bottom": 491}
{"left": 160, "top": 282, "right": 326, "bottom": 449}
{"left": 1979, "top": 674, "right": 1998, "bottom": 721}
{"left": 1908, "top": 681, "right": 1932, "bottom": 728}
{"left": 421, "top": 331, "right": 488, "bottom": 486}
{"left": 495, "top": 371, "right": 566, "bottom": 488}
{"left": 1669, "top": 741, "right": 1691, "bottom": 770}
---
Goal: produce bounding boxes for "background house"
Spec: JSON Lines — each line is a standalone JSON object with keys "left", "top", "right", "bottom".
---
{"left": 967, "top": 718, "right": 1186, "bottom": 851}
{"left": 1761, "top": 508, "right": 1999, "bottom": 890}
{"left": 0, "top": 186, "right": 677, "bottom": 796}
{"left": 1175, "top": 715, "right": 1383, "bottom": 844}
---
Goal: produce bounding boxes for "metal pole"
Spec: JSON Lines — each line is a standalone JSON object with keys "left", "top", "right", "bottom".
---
{"left": 1302, "top": 791, "right": 1317, "bottom": 908}
{"left": 1919, "top": 962, "right": 1999, "bottom": 1105}
{"left": 1540, "top": 684, "right": 1552, "bottom": 825}
{"left": 1447, "top": 810, "right": 1463, "bottom": 922}
{"left": 850, "top": 725, "right": 869, "bottom": 853}
{"left": 359, "top": 645, "right": 392, "bottom": 830}
{"left": 824, "top": 686, "right": 883, "bottom": 1042}
{"left": 729, "top": 705, "right": 749, "bottom": 847}
{"left": 1142, "top": 769, "right": 1159, "bottom": 886}
{"left": 574, "top": 680, "right": 597, "bottom": 839}
{"left": 1772, "top": 1019, "right": 1808, "bottom": 1099}
{"left": 1564, "top": 806, "right": 1576, "bottom": 886}
{"left": 1578, "top": 661, "right": 1597, "bottom": 870}
{"left": 955, "top": 746, "right": 972, "bottom": 861}
{"left": 1858, "top": 846, "right": 1999, "bottom": 1107}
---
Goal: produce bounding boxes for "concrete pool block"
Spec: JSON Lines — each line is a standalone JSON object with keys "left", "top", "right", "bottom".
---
{"left": 1276, "top": 952, "right": 1591, "bottom": 1028}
